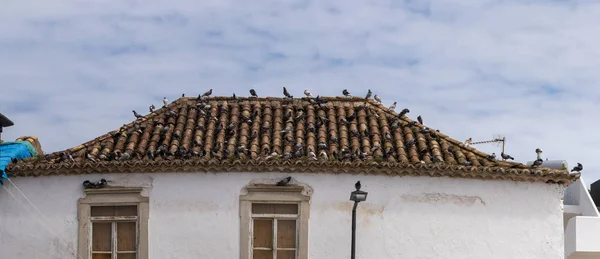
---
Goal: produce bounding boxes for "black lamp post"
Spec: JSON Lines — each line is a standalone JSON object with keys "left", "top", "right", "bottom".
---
{"left": 349, "top": 181, "right": 368, "bottom": 259}
{"left": 0, "top": 112, "right": 14, "bottom": 143}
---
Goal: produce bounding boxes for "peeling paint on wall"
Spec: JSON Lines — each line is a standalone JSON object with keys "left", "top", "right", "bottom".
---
{"left": 401, "top": 192, "right": 485, "bottom": 206}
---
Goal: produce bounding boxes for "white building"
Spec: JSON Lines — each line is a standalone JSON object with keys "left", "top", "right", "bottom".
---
{"left": 0, "top": 96, "right": 579, "bottom": 259}
{"left": 563, "top": 177, "right": 600, "bottom": 259}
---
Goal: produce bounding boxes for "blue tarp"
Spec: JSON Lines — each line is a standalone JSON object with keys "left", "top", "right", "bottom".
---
{"left": 0, "top": 142, "right": 33, "bottom": 184}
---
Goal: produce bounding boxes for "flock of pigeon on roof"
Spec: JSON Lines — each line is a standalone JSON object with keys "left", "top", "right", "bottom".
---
{"left": 123, "top": 87, "right": 583, "bottom": 173}
{"left": 31, "top": 87, "right": 581, "bottom": 173}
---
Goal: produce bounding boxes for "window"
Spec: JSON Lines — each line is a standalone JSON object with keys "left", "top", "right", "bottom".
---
{"left": 90, "top": 205, "right": 138, "bottom": 259}
{"left": 240, "top": 184, "right": 311, "bottom": 259}
{"left": 252, "top": 203, "right": 298, "bottom": 259}
{"left": 78, "top": 187, "right": 149, "bottom": 259}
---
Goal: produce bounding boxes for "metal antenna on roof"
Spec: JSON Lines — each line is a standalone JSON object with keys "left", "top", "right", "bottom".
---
{"left": 470, "top": 135, "right": 506, "bottom": 154}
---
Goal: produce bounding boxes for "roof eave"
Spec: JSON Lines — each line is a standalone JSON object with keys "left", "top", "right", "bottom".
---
{"left": 6, "top": 160, "right": 579, "bottom": 185}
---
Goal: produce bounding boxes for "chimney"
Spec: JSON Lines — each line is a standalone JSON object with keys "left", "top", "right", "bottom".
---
{"left": 0, "top": 112, "right": 15, "bottom": 143}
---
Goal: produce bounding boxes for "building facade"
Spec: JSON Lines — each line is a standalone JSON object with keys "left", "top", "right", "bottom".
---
{"left": 0, "top": 96, "right": 578, "bottom": 259}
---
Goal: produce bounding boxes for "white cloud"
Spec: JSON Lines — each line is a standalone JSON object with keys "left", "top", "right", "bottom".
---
{"left": 1, "top": 0, "right": 598, "bottom": 183}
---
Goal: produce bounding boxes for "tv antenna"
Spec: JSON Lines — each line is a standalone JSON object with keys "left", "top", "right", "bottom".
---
{"left": 470, "top": 134, "right": 506, "bottom": 154}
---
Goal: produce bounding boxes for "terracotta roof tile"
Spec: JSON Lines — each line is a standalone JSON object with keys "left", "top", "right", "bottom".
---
{"left": 6, "top": 96, "right": 579, "bottom": 184}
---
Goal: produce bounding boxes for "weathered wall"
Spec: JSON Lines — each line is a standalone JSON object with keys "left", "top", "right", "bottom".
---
{"left": 0, "top": 172, "right": 565, "bottom": 259}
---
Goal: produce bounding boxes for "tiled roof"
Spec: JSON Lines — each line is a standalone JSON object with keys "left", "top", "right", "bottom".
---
{"left": 7, "top": 96, "right": 579, "bottom": 184}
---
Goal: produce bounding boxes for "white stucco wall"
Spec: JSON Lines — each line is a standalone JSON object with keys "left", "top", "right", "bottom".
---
{"left": 0, "top": 172, "right": 565, "bottom": 259}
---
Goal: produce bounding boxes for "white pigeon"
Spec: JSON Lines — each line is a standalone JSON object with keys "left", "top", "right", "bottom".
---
{"left": 374, "top": 95, "right": 382, "bottom": 103}
{"left": 163, "top": 97, "right": 168, "bottom": 107}
{"left": 388, "top": 102, "right": 397, "bottom": 111}
{"left": 308, "top": 149, "right": 316, "bottom": 160}
{"left": 304, "top": 90, "right": 312, "bottom": 97}
{"left": 320, "top": 151, "right": 328, "bottom": 160}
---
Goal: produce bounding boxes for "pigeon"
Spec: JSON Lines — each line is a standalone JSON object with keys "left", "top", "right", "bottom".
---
{"left": 355, "top": 180, "right": 361, "bottom": 190}
{"left": 133, "top": 110, "right": 143, "bottom": 119}
{"left": 82, "top": 180, "right": 94, "bottom": 189}
{"left": 315, "top": 95, "right": 328, "bottom": 104}
{"left": 250, "top": 89, "right": 258, "bottom": 97}
{"left": 464, "top": 137, "right": 472, "bottom": 146}
{"left": 249, "top": 131, "right": 258, "bottom": 141}
{"left": 365, "top": 89, "right": 372, "bottom": 99}
{"left": 166, "top": 109, "right": 177, "bottom": 117}
{"left": 487, "top": 153, "right": 496, "bottom": 160}
{"left": 571, "top": 163, "right": 583, "bottom": 172}
{"left": 163, "top": 97, "right": 168, "bottom": 107}
{"left": 320, "top": 151, "right": 328, "bottom": 160}
{"left": 227, "top": 121, "right": 238, "bottom": 131}
{"left": 232, "top": 93, "right": 237, "bottom": 100}
{"left": 182, "top": 93, "right": 185, "bottom": 97}
{"left": 318, "top": 142, "right": 328, "bottom": 150}
{"left": 308, "top": 148, "right": 317, "bottom": 160}
{"left": 149, "top": 104, "right": 155, "bottom": 113}
{"left": 374, "top": 95, "right": 382, "bottom": 103}
{"left": 417, "top": 115, "right": 423, "bottom": 125}
{"left": 399, "top": 108, "right": 409, "bottom": 117}
{"left": 281, "top": 126, "right": 292, "bottom": 133}
{"left": 501, "top": 152, "right": 514, "bottom": 160}
{"left": 304, "top": 90, "right": 312, "bottom": 97}
{"left": 357, "top": 150, "right": 368, "bottom": 160}
{"left": 371, "top": 143, "right": 381, "bottom": 153}
{"left": 276, "top": 176, "right": 292, "bottom": 186}
{"left": 203, "top": 89, "right": 213, "bottom": 97}
{"left": 388, "top": 102, "right": 397, "bottom": 111}
{"left": 342, "top": 89, "right": 351, "bottom": 97}
{"left": 215, "top": 123, "right": 223, "bottom": 135}
{"left": 283, "top": 87, "right": 292, "bottom": 98}
{"left": 83, "top": 179, "right": 109, "bottom": 189}
{"left": 532, "top": 158, "right": 543, "bottom": 168}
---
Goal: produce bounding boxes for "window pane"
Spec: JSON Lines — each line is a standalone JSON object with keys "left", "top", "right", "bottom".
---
{"left": 92, "top": 254, "right": 111, "bottom": 259}
{"left": 117, "top": 253, "right": 136, "bottom": 259}
{"left": 252, "top": 204, "right": 298, "bottom": 214}
{"left": 277, "top": 250, "right": 296, "bottom": 259}
{"left": 253, "top": 219, "right": 273, "bottom": 248}
{"left": 92, "top": 206, "right": 137, "bottom": 216}
{"left": 277, "top": 220, "right": 296, "bottom": 248}
{"left": 92, "top": 223, "right": 111, "bottom": 251}
{"left": 117, "top": 222, "right": 137, "bottom": 251}
{"left": 253, "top": 249, "right": 273, "bottom": 259}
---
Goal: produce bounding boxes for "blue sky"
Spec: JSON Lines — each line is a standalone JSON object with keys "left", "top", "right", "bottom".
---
{"left": 0, "top": 0, "right": 597, "bottom": 183}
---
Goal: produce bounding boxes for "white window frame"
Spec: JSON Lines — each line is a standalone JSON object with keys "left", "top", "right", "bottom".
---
{"left": 78, "top": 187, "right": 149, "bottom": 259}
{"left": 240, "top": 185, "right": 311, "bottom": 259}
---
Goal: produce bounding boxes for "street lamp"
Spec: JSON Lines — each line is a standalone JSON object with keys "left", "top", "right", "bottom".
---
{"left": 350, "top": 181, "right": 367, "bottom": 259}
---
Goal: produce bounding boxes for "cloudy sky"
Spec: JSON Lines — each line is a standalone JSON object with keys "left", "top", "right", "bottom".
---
{"left": 0, "top": 0, "right": 597, "bottom": 182}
